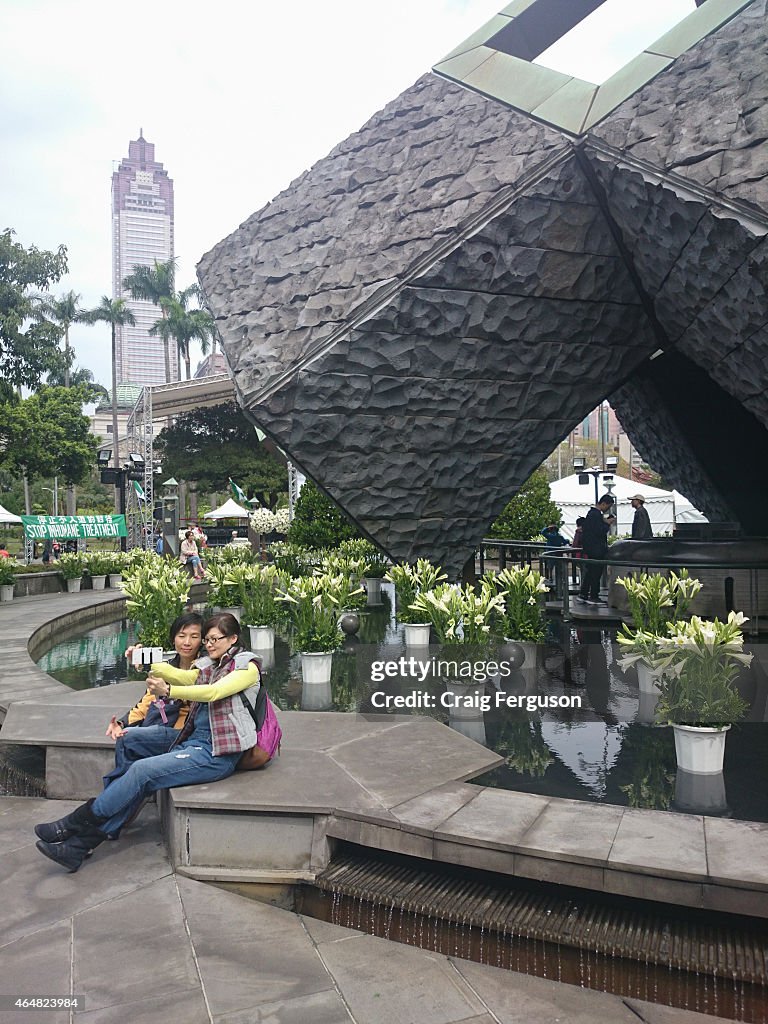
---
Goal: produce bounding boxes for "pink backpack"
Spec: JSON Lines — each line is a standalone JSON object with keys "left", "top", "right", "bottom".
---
{"left": 236, "top": 688, "right": 282, "bottom": 771}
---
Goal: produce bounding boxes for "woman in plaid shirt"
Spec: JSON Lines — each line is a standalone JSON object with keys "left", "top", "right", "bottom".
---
{"left": 34, "top": 613, "right": 261, "bottom": 873}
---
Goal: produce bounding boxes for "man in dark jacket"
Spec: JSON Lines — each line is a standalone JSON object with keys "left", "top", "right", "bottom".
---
{"left": 630, "top": 494, "right": 653, "bottom": 540}
{"left": 576, "top": 494, "right": 615, "bottom": 605}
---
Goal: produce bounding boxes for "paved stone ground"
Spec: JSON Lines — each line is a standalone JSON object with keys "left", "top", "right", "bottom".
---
{"left": 1, "top": 796, "right": 732, "bottom": 1024}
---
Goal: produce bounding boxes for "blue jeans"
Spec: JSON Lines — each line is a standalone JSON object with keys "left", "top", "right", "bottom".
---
{"left": 103, "top": 725, "right": 179, "bottom": 788}
{"left": 92, "top": 730, "right": 241, "bottom": 836}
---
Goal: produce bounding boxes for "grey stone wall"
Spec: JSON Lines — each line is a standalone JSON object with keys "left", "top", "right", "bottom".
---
{"left": 199, "top": 0, "right": 768, "bottom": 570}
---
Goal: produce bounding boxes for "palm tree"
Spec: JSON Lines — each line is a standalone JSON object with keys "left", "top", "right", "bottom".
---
{"left": 122, "top": 259, "right": 176, "bottom": 383}
{"left": 80, "top": 298, "right": 135, "bottom": 472}
{"left": 34, "top": 290, "right": 82, "bottom": 387}
{"left": 152, "top": 286, "right": 215, "bottom": 380}
{"left": 46, "top": 365, "right": 109, "bottom": 404}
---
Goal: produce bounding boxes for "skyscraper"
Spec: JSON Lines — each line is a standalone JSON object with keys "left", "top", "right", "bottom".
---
{"left": 111, "top": 133, "right": 176, "bottom": 386}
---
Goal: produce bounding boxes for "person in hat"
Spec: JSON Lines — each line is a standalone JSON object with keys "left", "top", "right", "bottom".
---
{"left": 630, "top": 494, "right": 653, "bottom": 540}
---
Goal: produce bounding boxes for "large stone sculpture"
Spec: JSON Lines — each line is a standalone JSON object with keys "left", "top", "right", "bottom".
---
{"left": 198, "top": 0, "right": 768, "bottom": 573}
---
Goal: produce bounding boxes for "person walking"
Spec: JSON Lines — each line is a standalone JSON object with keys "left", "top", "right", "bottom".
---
{"left": 630, "top": 494, "right": 653, "bottom": 540}
{"left": 576, "top": 494, "right": 615, "bottom": 606}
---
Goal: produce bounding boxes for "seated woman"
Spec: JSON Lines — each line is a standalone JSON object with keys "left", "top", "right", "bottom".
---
{"left": 34, "top": 613, "right": 261, "bottom": 873}
{"left": 104, "top": 611, "right": 204, "bottom": 781}
{"left": 180, "top": 529, "right": 205, "bottom": 580}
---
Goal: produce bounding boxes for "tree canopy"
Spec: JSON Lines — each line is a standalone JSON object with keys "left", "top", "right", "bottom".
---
{"left": 0, "top": 229, "right": 68, "bottom": 394}
{"left": 155, "top": 402, "right": 288, "bottom": 507}
{"left": 286, "top": 480, "right": 360, "bottom": 548}
{"left": 487, "top": 470, "right": 563, "bottom": 540}
{"left": 1, "top": 385, "right": 98, "bottom": 485}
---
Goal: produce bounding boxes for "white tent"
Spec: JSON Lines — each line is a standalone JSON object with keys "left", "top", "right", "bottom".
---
{"left": 549, "top": 474, "right": 704, "bottom": 539}
{"left": 203, "top": 498, "right": 251, "bottom": 520}
{"left": 0, "top": 503, "right": 22, "bottom": 525}
{"left": 671, "top": 490, "right": 708, "bottom": 525}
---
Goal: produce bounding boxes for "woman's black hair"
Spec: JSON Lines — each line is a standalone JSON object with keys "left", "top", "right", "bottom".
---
{"left": 169, "top": 611, "right": 204, "bottom": 644}
{"left": 202, "top": 612, "right": 241, "bottom": 644}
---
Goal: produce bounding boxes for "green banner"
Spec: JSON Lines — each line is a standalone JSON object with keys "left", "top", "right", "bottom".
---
{"left": 21, "top": 515, "right": 127, "bottom": 540}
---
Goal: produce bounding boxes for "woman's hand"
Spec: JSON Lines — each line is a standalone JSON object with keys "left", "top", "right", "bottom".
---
{"left": 125, "top": 643, "right": 143, "bottom": 663}
{"left": 146, "top": 674, "right": 171, "bottom": 699}
{"left": 106, "top": 716, "right": 125, "bottom": 740}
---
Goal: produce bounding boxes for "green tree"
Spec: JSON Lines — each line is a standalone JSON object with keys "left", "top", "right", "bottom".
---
{"left": 122, "top": 259, "right": 175, "bottom": 382}
{"left": 488, "top": 470, "right": 563, "bottom": 540}
{"left": 0, "top": 229, "right": 68, "bottom": 394}
{"left": 287, "top": 480, "right": 360, "bottom": 548}
{"left": 79, "top": 298, "right": 136, "bottom": 471}
{"left": 34, "top": 289, "right": 82, "bottom": 387}
{"left": 2, "top": 385, "right": 98, "bottom": 485}
{"left": 45, "top": 364, "right": 108, "bottom": 404}
{"left": 155, "top": 402, "right": 288, "bottom": 507}
{"left": 152, "top": 286, "right": 215, "bottom": 380}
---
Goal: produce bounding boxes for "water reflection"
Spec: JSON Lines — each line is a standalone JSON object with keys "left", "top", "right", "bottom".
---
{"left": 36, "top": 595, "right": 768, "bottom": 822}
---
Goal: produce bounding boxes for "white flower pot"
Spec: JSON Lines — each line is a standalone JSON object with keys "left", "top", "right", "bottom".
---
{"left": 445, "top": 684, "right": 488, "bottom": 747}
{"left": 301, "top": 677, "right": 332, "bottom": 711}
{"left": 108, "top": 573, "right": 123, "bottom": 588}
{"left": 248, "top": 625, "right": 275, "bottom": 649}
{"left": 301, "top": 651, "right": 333, "bottom": 685}
{"left": 91, "top": 575, "right": 107, "bottom": 591}
{"left": 0, "top": 584, "right": 14, "bottom": 602}
{"left": 254, "top": 646, "right": 275, "bottom": 671}
{"left": 505, "top": 639, "right": 537, "bottom": 671}
{"left": 220, "top": 606, "right": 244, "bottom": 621}
{"left": 65, "top": 578, "right": 82, "bottom": 594}
{"left": 637, "top": 660, "right": 664, "bottom": 695}
{"left": 672, "top": 724, "right": 730, "bottom": 775}
{"left": 365, "top": 577, "right": 382, "bottom": 605}
{"left": 674, "top": 768, "right": 728, "bottom": 814}
{"left": 636, "top": 689, "right": 659, "bottom": 724}
{"left": 404, "top": 623, "right": 431, "bottom": 646}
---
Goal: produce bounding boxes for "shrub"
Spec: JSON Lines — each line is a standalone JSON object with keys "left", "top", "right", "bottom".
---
{"left": 488, "top": 470, "right": 562, "bottom": 541}
{"left": 286, "top": 481, "right": 360, "bottom": 548}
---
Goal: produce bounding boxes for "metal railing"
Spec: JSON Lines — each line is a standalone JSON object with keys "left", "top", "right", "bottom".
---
{"left": 477, "top": 539, "right": 768, "bottom": 635}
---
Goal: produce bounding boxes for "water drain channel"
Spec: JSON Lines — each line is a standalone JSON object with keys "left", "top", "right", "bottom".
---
{"left": 299, "top": 849, "right": 768, "bottom": 1021}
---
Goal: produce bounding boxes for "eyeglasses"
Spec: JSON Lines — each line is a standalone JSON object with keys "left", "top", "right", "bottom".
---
{"left": 202, "top": 635, "right": 229, "bottom": 646}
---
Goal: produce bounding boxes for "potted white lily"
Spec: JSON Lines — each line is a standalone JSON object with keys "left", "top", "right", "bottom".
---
{"left": 385, "top": 559, "right": 447, "bottom": 646}
{"left": 58, "top": 552, "right": 85, "bottom": 593}
{"left": 654, "top": 611, "right": 751, "bottom": 774}
{"left": 0, "top": 558, "right": 17, "bottom": 601}
{"left": 484, "top": 566, "right": 548, "bottom": 671}
{"left": 226, "top": 562, "right": 286, "bottom": 650}
{"left": 121, "top": 559, "right": 191, "bottom": 648}
{"left": 616, "top": 570, "right": 702, "bottom": 693}
{"left": 277, "top": 573, "right": 344, "bottom": 684}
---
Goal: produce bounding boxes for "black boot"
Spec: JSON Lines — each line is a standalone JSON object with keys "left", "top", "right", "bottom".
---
{"left": 34, "top": 798, "right": 98, "bottom": 844}
{"left": 35, "top": 826, "right": 106, "bottom": 873}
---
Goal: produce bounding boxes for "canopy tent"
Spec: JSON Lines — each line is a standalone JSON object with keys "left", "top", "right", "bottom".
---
{"left": 203, "top": 498, "right": 252, "bottom": 520}
{"left": 549, "top": 474, "right": 706, "bottom": 539}
{"left": 671, "top": 490, "right": 708, "bottom": 525}
{"left": 0, "top": 504, "right": 22, "bottom": 525}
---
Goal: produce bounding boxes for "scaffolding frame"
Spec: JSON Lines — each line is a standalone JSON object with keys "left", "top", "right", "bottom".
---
{"left": 125, "top": 386, "right": 154, "bottom": 549}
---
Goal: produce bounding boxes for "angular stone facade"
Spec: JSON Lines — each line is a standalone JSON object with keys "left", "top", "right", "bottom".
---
{"left": 199, "top": 0, "right": 768, "bottom": 572}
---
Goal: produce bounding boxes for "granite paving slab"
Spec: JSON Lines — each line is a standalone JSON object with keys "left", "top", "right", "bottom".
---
{"left": 279, "top": 710, "right": 414, "bottom": 751}
{"left": 434, "top": 789, "right": 549, "bottom": 850}
{"left": 517, "top": 798, "right": 625, "bottom": 865}
{"left": 704, "top": 816, "right": 768, "bottom": 890}
{"left": 0, "top": 704, "right": 122, "bottom": 747}
{"left": 73, "top": 987, "right": 209, "bottom": 1024}
{"left": 329, "top": 717, "right": 502, "bottom": 807}
{"left": 176, "top": 875, "right": 341, "bottom": 1017}
{"left": 608, "top": 808, "right": 708, "bottom": 881}
{"left": 307, "top": 927, "right": 488, "bottom": 1024}
{"left": 389, "top": 783, "right": 483, "bottom": 836}
{"left": 0, "top": 920, "right": 72, "bottom": 1024}
{"left": 73, "top": 875, "right": 202, "bottom": 1013}
{"left": 170, "top": 748, "right": 395, "bottom": 820}
{"left": 1, "top": 800, "right": 170, "bottom": 946}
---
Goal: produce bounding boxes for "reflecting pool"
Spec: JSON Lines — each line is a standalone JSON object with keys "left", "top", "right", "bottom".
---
{"left": 37, "top": 589, "right": 768, "bottom": 822}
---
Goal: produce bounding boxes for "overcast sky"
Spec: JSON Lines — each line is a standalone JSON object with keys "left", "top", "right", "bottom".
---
{"left": 1, "top": 0, "right": 695, "bottom": 388}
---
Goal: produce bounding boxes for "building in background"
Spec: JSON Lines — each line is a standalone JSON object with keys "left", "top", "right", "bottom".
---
{"left": 90, "top": 383, "right": 144, "bottom": 463}
{"left": 112, "top": 133, "right": 176, "bottom": 386}
{"left": 194, "top": 351, "right": 228, "bottom": 378}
